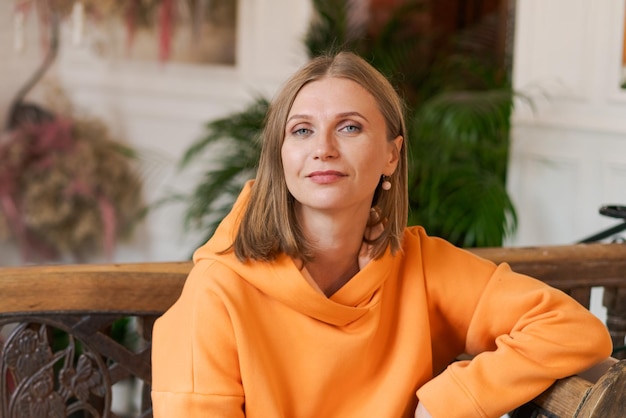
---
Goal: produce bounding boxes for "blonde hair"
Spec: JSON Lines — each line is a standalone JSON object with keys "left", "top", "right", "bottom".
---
{"left": 232, "top": 51, "right": 408, "bottom": 262}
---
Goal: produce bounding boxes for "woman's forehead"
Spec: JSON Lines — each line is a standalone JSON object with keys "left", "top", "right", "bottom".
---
{"left": 288, "top": 78, "right": 379, "bottom": 116}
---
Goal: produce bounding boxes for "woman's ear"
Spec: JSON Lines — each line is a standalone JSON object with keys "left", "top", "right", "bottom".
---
{"left": 387, "top": 135, "right": 403, "bottom": 168}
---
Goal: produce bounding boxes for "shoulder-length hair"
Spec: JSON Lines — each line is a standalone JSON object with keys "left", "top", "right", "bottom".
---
{"left": 231, "top": 51, "right": 408, "bottom": 262}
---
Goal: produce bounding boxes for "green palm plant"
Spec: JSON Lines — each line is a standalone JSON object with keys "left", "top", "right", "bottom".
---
{"left": 408, "top": 89, "right": 516, "bottom": 247}
{"left": 177, "top": 0, "right": 517, "bottom": 248}
{"left": 178, "top": 97, "right": 268, "bottom": 243}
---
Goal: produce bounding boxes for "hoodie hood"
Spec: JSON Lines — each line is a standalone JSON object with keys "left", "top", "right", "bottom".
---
{"left": 192, "top": 180, "right": 398, "bottom": 326}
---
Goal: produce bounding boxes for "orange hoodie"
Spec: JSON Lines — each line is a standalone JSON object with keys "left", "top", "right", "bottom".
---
{"left": 151, "top": 182, "right": 612, "bottom": 417}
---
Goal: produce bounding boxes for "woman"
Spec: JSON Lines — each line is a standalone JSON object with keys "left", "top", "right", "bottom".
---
{"left": 151, "top": 51, "right": 612, "bottom": 417}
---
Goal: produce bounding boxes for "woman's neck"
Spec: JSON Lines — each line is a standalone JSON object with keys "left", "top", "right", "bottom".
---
{"left": 304, "top": 252, "right": 361, "bottom": 297}
{"left": 297, "top": 207, "right": 370, "bottom": 296}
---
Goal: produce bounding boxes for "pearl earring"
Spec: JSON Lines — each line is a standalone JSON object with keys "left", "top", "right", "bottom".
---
{"left": 381, "top": 176, "right": 391, "bottom": 191}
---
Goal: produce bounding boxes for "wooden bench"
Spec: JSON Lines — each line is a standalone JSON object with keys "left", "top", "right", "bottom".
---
{"left": 1, "top": 243, "right": 625, "bottom": 417}
{"left": 0, "top": 262, "right": 189, "bottom": 418}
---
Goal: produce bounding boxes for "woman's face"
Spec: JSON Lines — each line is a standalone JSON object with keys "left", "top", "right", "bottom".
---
{"left": 281, "top": 77, "right": 402, "bottom": 217}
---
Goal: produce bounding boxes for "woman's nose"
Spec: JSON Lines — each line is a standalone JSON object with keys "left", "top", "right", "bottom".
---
{"left": 313, "top": 129, "right": 339, "bottom": 160}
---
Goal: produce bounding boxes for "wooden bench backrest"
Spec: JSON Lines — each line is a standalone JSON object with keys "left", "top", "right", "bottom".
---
{"left": 1, "top": 243, "right": 625, "bottom": 417}
{"left": 0, "top": 262, "right": 190, "bottom": 418}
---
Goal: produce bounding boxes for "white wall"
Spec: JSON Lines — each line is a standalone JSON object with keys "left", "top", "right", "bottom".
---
{"left": 509, "top": 0, "right": 626, "bottom": 246}
{"left": 3, "top": 0, "right": 626, "bottom": 265}
{"left": 507, "top": 0, "right": 626, "bottom": 323}
{"left": 0, "top": 0, "right": 311, "bottom": 265}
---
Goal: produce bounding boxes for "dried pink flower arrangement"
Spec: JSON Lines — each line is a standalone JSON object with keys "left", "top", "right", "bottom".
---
{"left": 0, "top": 115, "right": 144, "bottom": 262}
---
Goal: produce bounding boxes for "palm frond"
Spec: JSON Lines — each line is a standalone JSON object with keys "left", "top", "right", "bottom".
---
{"left": 177, "top": 98, "right": 267, "bottom": 241}
{"left": 180, "top": 97, "right": 268, "bottom": 168}
{"left": 408, "top": 87, "right": 516, "bottom": 247}
{"left": 409, "top": 164, "right": 516, "bottom": 247}
{"left": 173, "top": 0, "right": 520, "bottom": 250}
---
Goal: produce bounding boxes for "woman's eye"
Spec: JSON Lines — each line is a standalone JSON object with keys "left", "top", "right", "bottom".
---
{"left": 341, "top": 124, "right": 361, "bottom": 133}
{"left": 293, "top": 127, "right": 311, "bottom": 136}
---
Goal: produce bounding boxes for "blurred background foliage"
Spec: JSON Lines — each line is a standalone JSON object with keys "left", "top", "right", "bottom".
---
{"left": 177, "top": 0, "right": 518, "bottom": 248}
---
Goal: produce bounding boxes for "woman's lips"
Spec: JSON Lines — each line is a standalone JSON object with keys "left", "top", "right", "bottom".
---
{"left": 307, "top": 170, "right": 347, "bottom": 184}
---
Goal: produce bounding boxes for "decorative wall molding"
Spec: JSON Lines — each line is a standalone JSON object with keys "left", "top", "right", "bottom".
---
{"left": 513, "top": 0, "right": 592, "bottom": 102}
{"left": 509, "top": 0, "right": 626, "bottom": 246}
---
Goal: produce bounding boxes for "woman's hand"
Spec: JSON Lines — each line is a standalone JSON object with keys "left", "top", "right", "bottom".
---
{"left": 415, "top": 402, "right": 433, "bottom": 418}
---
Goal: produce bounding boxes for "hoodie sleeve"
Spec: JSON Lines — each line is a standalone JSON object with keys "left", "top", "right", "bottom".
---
{"left": 415, "top": 234, "right": 613, "bottom": 418}
{"left": 151, "top": 260, "right": 245, "bottom": 418}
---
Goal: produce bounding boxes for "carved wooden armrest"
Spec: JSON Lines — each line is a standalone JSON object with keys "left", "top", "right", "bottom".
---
{"left": 511, "top": 357, "right": 626, "bottom": 418}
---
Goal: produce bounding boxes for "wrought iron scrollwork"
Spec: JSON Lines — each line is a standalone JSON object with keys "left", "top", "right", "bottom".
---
{"left": 1, "top": 322, "right": 111, "bottom": 418}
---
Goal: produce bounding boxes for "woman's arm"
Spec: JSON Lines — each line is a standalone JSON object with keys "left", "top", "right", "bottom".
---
{"left": 151, "top": 261, "right": 245, "bottom": 417}
{"left": 418, "top": 261, "right": 612, "bottom": 418}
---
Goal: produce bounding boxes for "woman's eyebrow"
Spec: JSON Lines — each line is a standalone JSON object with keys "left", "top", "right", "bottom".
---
{"left": 286, "top": 114, "right": 311, "bottom": 124}
{"left": 337, "top": 111, "right": 368, "bottom": 122}
{"left": 286, "top": 111, "right": 368, "bottom": 124}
